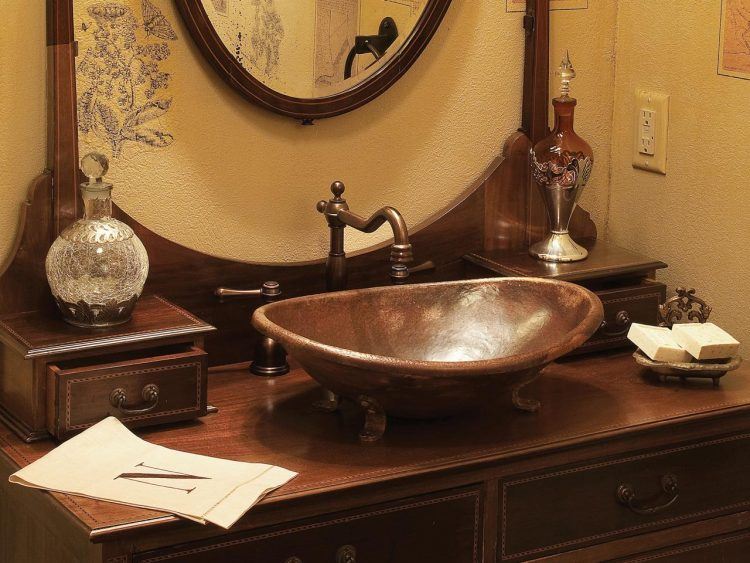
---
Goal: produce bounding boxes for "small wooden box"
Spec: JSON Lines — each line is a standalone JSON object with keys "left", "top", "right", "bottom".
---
{"left": 464, "top": 239, "right": 668, "bottom": 355}
{"left": 0, "top": 295, "right": 215, "bottom": 442}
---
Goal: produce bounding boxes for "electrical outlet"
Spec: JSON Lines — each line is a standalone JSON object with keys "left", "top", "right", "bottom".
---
{"left": 638, "top": 109, "right": 655, "bottom": 155}
{"left": 632, "top": 90, "right": 669, "bottom": 174}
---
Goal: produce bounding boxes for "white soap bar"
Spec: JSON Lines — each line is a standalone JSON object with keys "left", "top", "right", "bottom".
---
{"left": 628, "top": 323, "right": 692, "bottom": 363}
{"left": 671, "top": 323, "right": 740, "bottom": 360}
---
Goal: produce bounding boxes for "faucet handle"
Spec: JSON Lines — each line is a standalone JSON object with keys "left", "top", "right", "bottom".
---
{"left": 318, "top": 181, "right": 349, "bottom": 217}
{"left": 214, "top": 281, "right": 282, "bottom": 303}
{"left": 330, "top": 181, "right": 346, "bottom": 200}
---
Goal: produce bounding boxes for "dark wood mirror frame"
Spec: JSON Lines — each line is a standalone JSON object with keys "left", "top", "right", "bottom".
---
{"left": 175, "top": 0, "right": 453, "bottom": 121}
{"left": 0, "top": 0, "right": 595, "bottom": 368}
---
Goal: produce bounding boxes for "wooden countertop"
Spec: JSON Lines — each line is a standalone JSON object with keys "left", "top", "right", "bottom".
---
{"left": 2, "top": 351, "right": 749, "bottom": 542}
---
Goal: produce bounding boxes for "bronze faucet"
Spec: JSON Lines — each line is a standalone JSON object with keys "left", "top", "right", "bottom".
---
{"left": 317, "top": 181, "right": 413, "bottom": 291}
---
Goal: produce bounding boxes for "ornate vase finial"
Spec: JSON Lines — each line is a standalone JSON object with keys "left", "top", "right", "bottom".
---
{"left": 557, "top": 51, "right": 576, "bottom": 98}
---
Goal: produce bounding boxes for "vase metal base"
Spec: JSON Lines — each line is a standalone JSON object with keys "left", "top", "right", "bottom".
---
{"left": 529, "top": 232, "right": 588, "bottom": 263}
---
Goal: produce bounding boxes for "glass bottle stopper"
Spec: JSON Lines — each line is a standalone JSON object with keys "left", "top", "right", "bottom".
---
{"left": 556, "top": 51, "right": 576, "bottom": 98}
{"left": 81, "top": 152, "right": 109, "bottom": 184}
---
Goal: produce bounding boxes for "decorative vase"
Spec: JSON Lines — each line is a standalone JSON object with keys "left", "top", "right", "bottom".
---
{"left": 45, "top": 153, "right": 149, "bottom": 327}
{"left": 529, "top": 53, "right": 593, "bottom": 263}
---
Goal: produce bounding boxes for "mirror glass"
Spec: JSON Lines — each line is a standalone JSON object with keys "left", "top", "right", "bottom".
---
{"left": 201, "top": 0, "right": 428, "bottom": 99}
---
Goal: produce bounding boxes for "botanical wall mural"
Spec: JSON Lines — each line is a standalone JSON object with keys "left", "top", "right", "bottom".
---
{"left": 77, "top": 1, "right": 176, "bottom": 158}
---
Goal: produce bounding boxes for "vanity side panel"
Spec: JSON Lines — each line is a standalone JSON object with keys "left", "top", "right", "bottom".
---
{"left": 0, "top": 341, "right": 45, "bottom": 441}
{"left": 0, "top": 452, "right": 102, "bottom": 563}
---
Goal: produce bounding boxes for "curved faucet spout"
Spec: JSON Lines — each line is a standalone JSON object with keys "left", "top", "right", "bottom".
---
{"left": 337, "top": 208, "right": 407, "bottom": 245}
{"left": 337, "top": 207, "right": 413, "bottom": 264}
{"left": 317, "top": 181, "right": 413, "bottom": 291}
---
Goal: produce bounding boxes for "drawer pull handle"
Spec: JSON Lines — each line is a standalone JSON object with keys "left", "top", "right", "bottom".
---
{"left": 617, "top": 474, "right": 679, "bottom": 515}
{"left": 109, "top": 384, "right": 160, "bottom": 415}
{"left": 336, "top": 545, "right": 357, "bottom": 563}
{"left": 599, "top": 310, "right": 632, "bottom": 337}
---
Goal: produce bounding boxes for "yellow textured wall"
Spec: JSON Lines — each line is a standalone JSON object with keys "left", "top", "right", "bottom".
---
{"left": 607, "top": 0, "right": 750, "bottom": 342}
{"left": 0, "top": 1, "right": 48, "bottom": 263}
{"left": 550, "top": 1, "right": 617, "bottom": 230}
{"left": 75, "top": 0, "right": 528, "bottom": 263}
{"left": 1, "top": 1, "right": 612, "bottom": 267}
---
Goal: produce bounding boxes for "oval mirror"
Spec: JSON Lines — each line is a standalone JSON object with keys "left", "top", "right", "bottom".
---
{"left": 176, "top": 0, "right": 451, "bottom": 120}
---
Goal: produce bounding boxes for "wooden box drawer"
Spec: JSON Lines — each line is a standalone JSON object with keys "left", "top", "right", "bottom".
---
{"left": 501, "top": 434, "right": 750, "bottom": 561}
{"left": 47, "top": 347, "right": 207, "bottom": 439}
{"left": 135, "top": 487, "right": 483, "bottom": 563}
{"left": 573, "top": 281, "right": 666, "bottom": 355}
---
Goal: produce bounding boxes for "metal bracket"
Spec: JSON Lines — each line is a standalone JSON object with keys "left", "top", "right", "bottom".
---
{"left": 344, "top": 17, "right": 399, "bottom": 79}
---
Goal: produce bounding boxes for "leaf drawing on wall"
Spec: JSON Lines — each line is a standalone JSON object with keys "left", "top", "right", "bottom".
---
{"left": 125, "top": 99, "right": 172, "bottom": 128}
{"left": 76, "top": 2, "right": 176, "bottom": 157}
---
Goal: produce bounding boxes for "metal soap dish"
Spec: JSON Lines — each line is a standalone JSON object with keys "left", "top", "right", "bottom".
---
{"left": 633, "top": 288, "right": 742, "bottom": 386}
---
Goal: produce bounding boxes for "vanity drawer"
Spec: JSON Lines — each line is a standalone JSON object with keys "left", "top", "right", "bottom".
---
{"left": 135, "top": 487, "right": 482, "bottom": 563}
{"left": 620, "top": 529, "right": 750, "bottom": 562}
{"left": 47, "top": 347, "right": 207, "bottom": 439}
{"left": 500, "top": 434, "right": 750, "bottom": 561}
{"left": 574, "top": 281, "right": 666, "bottom": 355}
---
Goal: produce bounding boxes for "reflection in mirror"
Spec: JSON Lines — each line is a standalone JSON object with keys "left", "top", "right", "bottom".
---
{"left": 202, "top": 0, "right": 427, "bottom": 99}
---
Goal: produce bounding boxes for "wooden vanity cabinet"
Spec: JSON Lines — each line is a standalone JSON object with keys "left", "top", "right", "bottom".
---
{"left": 134, "top": 487, "right": 483, "bottom": 563}
{"left": 3, "top": 352, "right": 750, "bottom": 562}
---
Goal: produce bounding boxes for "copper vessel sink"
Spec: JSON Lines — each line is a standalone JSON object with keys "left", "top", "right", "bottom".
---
{"left": 252, "top": 278, "right": 603, "bottom": 441}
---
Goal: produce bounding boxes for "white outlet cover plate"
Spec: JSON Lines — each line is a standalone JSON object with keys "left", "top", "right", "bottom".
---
{"left": 632, "top": 89, "right": 669, "bottom": 175}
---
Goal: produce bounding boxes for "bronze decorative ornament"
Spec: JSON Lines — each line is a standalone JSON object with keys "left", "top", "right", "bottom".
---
{"left": 529, "top": 53, "right": 594, "bottom": 263}
{"left": 658, "top": 287, "right": 712, "bottom": 326}
{"left": 252, "top": 277, "right": 604, "bottom": 442}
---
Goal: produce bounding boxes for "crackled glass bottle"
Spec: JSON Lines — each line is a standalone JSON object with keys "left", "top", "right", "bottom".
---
{"left": 529, "top": 53, "right": 594, "bottom": 263}
{"left": 46, "top": 153, "right": 149, "bottom": 327}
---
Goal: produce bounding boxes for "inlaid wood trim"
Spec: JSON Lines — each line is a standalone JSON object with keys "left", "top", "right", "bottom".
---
{"left": 599, "top": 293, "right": 663, "bottom": 306}
{"left": 138, "top": 489, "right": 481, "bottom": 563}
{"left": 500, "top": 432, "right": 750, "bottom": 559}
{"left": 0, "top": 319, "right": 33, "bottom": 349}
{"left": 626, "top": 529, "right": 750, "bottom": 562}
{"left": 64, "top": 361, "right": 203, "bottom": 431}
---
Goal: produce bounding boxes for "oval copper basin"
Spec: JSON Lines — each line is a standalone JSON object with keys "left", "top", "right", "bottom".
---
{"left": 252, "top": 278, "right": 603, "bottom": 419}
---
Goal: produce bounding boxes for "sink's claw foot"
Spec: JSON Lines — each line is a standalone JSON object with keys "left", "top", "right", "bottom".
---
{"left": 357, "top": 395, "right": 386, "bottom": 443}
{"left": 511, "top": 369, "right": 542, "bottom": 413}
{"left": 512, "top": 391, "right": 541, "bottom": 412}
{"left": 314, "top": 389, "right": 340, "bottom": 412}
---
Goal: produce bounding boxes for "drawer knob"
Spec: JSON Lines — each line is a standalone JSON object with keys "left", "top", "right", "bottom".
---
{"left": 109, "top": 384, "right": 160, "bottom": 415}
{"left": 599, "top": 310, "right": 632, "bottom": 337}
{"left": 616, "top": 474, "right": 679, "bottom": 515}
{"left": 336, "top": 545, "right": 357, "bottom": 563}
